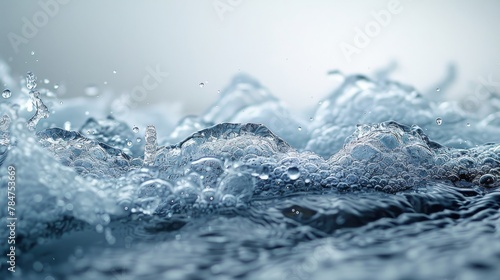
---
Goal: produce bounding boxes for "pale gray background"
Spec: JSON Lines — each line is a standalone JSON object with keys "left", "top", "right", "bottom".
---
{"left": 1, "top": 0, "right": 499, "bottom": 116}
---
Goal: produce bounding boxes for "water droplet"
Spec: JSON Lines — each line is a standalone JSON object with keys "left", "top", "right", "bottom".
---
{"left": 127, "top": 140, "right": 132, "bottom": 147}
{"left": 287, "top": 167, "right": 300, "bottom": 180}
{"left": 113, "top": 70, "right": 117, "bottom": 74}
{"left": 297, "top": 126, "right": 302, "bottom": 131}
{"left": 31, "top": 51, "right": 35, "bottom": 55}
{"left": 54, "top": 84, "right": 59, "bottom": 89}
{"left": 132, "top": 126, "right": 139, "bottom": 133}
{"left": 85, "top": 111, "right": 89, "bottom": 116}
{"left": 59, "top": 101, "right": 63, "bottom": 105}
{"left": 43, "top": 79, "right": 50, "bottom": 84}
{"left": 95, "top": 224, "right": 104, "bottom": 233}
{"left": 436, "top": 88, "right": 440, "bottom": 92}
{"left": 199, "top": 82, "right": 205, "bottom": 88}
{"left": 136, "top": 137, "right": 142, "bottom": 143}
{"left": 309, "top": 117, "right": 314, "bottom": 121}
{"left": 103, "top": 81, "right": 108, "bottom": 85}
{"left": 436, "top": 118, "right": 442, "bottom": 125}
{"left": 217, "top": 90, "right": 221, "bottom": 93}
{"left": 84, "top": 86, "right": 99, "bottom": 96}
{"left": 466, "top": 122, "right": 470, "bottom": 127}
{"left": 2, "top": 89, "right": 11, "bottom": 99}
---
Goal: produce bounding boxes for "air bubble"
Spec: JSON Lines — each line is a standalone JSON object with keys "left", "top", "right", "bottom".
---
{"left": 479, "top": 174, "right": 496, "bottom": 187}
{"left": 287, "top": 167, "right": 300, "bottom": 180}
{"left": 2, "top": 89, "right": 11, "bottom": 99}
{"left": 33, "top": 261, "right": 43, "bottom": 272}
{"left": 436, "top": 118, "right": 442, "bottom": 125}
{"left": 202, "top": 188, "right": 216, "bottom": 202}
{"left": 222, "top": 194, "right": 236, "bottom": 207}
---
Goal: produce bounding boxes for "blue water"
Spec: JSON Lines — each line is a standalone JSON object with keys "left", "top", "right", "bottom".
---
{"left": 1, "top": 62, "right": 499, "bottom": 280}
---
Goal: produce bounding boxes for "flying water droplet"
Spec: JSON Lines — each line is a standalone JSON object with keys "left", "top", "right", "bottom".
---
{"left": 199, "top": 82, "right": 205, "bottom": 88}
{"left": 126, "top": 140, "right": 132, "bottom": 147}
{"left": 132, "top": 126, "right": 139, "bottom": 133}
{"left": 54, "top": 84, "right": 59, "bottom": 89}
{"left": 287, "top": 167, "right": 300, "bottom": 180}
{"left": 31, "top": 51, "right": 35, "bottom": 55}
{"left": 436, "top": 118, "right": 443, "bottom": 126}
{"left": 466, "top": 122, "right": 470, "bottom": 127}
{"left": 113, "top": 70, "right": 117, "bottom": 74}
{"left": 26, "top": 71, "right": 37, "bottom": 90}
{"left": 436, "top": 88, "right": 440, "bottom": 92}
{"left": 43, "top": 79, "right": 50, "bottom": 84}
{"left": 136, "top": 137, "right": 142, "bottom": 143}
{"left": 2, "top": 89, "right": 11, "bottom": 99}
{"left": 298, "top": 126, "right": 302, "bottom": 131}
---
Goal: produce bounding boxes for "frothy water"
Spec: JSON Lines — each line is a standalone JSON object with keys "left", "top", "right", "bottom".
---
{"left": 0, "top": 60, "right": 499, "bottom": 280}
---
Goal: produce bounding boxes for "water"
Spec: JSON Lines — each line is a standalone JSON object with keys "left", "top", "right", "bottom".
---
{"left": 0, "top": 61, "right": 499, "bottom": 280}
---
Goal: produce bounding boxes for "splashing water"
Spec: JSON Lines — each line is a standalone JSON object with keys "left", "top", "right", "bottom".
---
{"left": 0, "top": 62, "right": 500, "bottom": 280}
{"left": 143, "top": 125, "right": 157, "bottom": 166}
{"left": 26, "top": 90, "right": 49, "bottom": 131}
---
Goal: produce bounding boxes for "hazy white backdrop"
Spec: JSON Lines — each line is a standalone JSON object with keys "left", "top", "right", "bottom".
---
{"left": 1, "top": 0, "right": 499, "bottom": 116}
